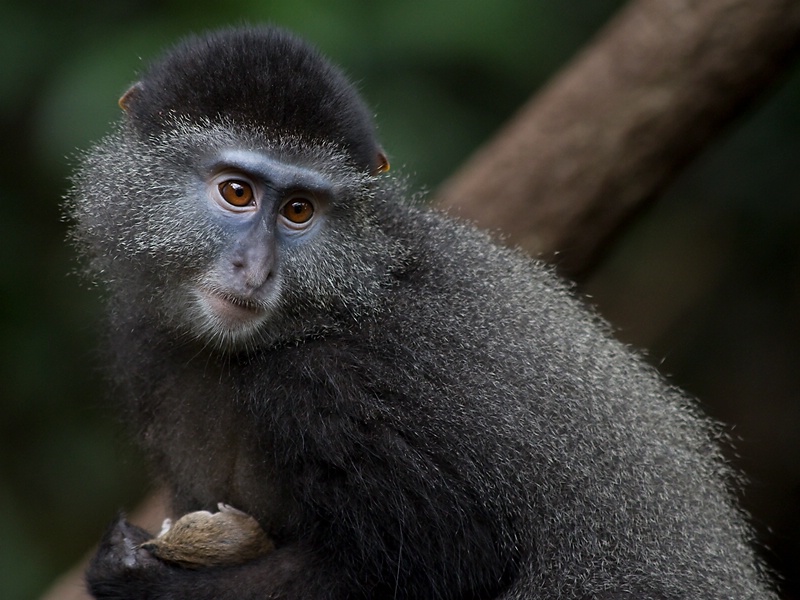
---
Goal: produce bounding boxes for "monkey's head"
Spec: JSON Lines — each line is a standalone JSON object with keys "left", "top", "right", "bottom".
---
{"left": 68, "top": 27, "right": 400, "bottom": 350}
{"left": 120, "top": 27, "right": 388, "bottom": 175}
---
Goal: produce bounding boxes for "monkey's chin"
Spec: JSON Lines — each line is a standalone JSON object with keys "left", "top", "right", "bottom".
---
{"left": 192, "top": 289, "right": 273, "bottom": 348}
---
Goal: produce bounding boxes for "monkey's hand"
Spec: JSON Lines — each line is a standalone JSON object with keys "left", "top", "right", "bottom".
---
{"left": 86, "top": 515, "right": 173, "bottom": 599}
{"left": 140, "top": 503, "right": 274, "bottom": 568}
{"left": 86, "top": 515, "right": 339, "bottom": 600}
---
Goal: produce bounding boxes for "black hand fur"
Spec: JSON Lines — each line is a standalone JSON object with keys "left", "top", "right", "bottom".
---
{"left": 68, "top": 26, "right": 777, "bottom": 600}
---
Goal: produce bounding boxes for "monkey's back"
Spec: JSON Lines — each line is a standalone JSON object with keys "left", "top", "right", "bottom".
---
{"left": 348, "top": 202, "right": 777, "bottom": 598}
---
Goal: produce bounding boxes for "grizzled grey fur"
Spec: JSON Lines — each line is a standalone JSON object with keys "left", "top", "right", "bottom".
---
{"left": 67, "top": 26, "right": 776, "bottom": 600}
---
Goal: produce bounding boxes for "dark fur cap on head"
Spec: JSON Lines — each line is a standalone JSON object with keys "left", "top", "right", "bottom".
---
{"left": 120, "top": 26, "right": 381, "bottom": 172}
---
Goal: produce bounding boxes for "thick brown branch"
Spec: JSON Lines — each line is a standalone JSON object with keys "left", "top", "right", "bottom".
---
{"left": 435, "top": 0, "right": 800, "bottom": 278}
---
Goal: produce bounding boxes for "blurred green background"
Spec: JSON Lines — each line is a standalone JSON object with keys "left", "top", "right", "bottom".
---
{"left": 1, "top": 1, "right": 799, "bottom": 598}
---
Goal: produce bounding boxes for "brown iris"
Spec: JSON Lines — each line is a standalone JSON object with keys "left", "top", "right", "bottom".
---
{"left": 280, "top": 198, "right": 314, "bottom": 224}
{"left": 218, "top": 180, "right": 254, "bottom": 207}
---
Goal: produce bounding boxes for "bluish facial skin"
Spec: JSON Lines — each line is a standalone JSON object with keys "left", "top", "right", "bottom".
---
{"left": 191, "top": 148, "right": 335, "bottom": 342}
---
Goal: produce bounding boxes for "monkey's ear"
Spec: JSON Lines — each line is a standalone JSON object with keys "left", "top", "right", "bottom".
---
{"left": 372, "top": 151, "right": 390, "bottom": 175}
{"left": 118, "top": 82, "right": 143, "bottom": 112}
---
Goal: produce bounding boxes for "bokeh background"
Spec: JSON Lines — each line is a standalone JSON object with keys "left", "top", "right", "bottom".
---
{"left": 1, "top": 1, "right": 799, "bottom": 598}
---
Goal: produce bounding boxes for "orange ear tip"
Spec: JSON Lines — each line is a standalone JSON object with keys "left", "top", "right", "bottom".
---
{"left": 118, "top": 82, "right": 142, "bottom": 112}
{"left": 372, "top": 152, "right": 390, "bottom": 175}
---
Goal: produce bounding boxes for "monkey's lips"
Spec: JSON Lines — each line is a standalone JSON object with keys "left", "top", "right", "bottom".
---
{"left": 198, "top": 289, "right": 270, "bottom": 330}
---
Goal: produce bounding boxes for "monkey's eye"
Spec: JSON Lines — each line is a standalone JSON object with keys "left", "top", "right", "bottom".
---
{"left": 279, "top": 197, "right": 315, "bottom": 227}
{"left": 218, "top": 180, "right": 255, "bottom": 207}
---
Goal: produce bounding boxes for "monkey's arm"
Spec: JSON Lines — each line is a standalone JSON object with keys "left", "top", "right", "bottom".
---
{"left": 87, "top": 517, "right": 341, "bottom": 600}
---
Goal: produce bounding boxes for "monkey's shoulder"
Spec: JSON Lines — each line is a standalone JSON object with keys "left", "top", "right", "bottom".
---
{"left": 375, "top": 202, "right": 588, "bottom": 336}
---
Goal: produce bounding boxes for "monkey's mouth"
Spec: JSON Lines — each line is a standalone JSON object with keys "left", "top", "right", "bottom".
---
{"left": 196, "top": 288, "right": 270, "bottom": 330}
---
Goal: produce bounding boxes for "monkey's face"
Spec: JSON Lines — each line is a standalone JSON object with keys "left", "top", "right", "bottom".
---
{"left": 184, "top": 144, "right": 332, "bottom": 347}
{"left": 68, "top": 121, "right": 398, "bottom": 350}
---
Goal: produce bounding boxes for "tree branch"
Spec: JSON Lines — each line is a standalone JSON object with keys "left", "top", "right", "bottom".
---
{"left": 435, "top": 0, "right": 800, "bottom": 278}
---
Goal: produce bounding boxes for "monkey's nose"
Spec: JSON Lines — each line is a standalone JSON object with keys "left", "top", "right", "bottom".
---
{"left": 232, "top": 256, "right": 273, "bottom": 291}
{"left": 230, "top": 233, "right": 275, "bottom": 292}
